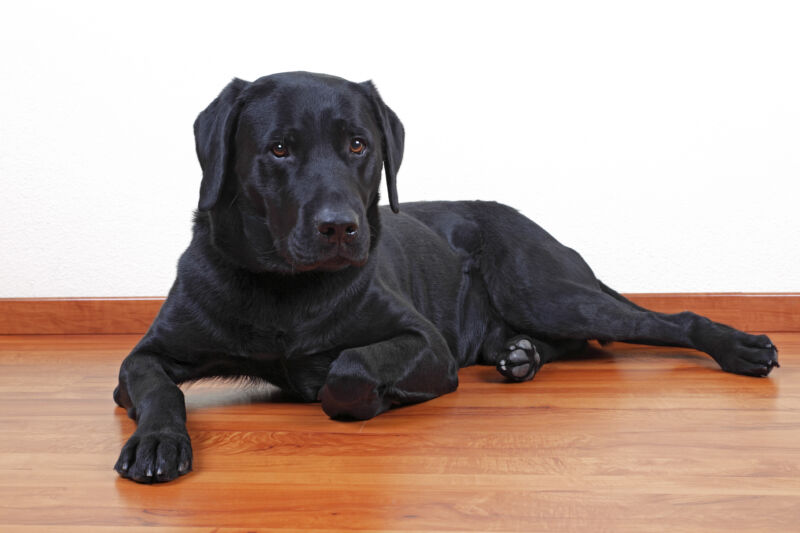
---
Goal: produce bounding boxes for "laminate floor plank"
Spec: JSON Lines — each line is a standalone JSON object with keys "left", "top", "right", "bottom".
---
{"left": 0, "top": 333, "right": 797, "bottom": 531}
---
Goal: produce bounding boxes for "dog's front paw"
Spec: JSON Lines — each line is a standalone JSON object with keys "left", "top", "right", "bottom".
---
{"left": 319, "top": 373, "right": 390, "bottom": 420}
{"left": 496, "top": 335, "right": 541, "bottom": 382}
{"left": 115, "top": 427, "right": 192, "bottom": 483}
{"left": 714, "top": 333, "right": 779, "bottom": 377}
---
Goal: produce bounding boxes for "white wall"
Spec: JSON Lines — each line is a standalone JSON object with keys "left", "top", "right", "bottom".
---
{"left": 1, "top": 0, "right": 798, "bottom": 297}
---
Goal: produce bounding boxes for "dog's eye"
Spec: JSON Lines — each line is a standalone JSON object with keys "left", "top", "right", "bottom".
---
{"left": 349, "top": 138, "right": 366, "bottom": 154}
{"left": 271, "top": 143, "right": 288, "bottom": 158}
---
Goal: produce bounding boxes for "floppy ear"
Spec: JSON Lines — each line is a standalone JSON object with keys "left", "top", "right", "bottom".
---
{"left": 194, "top": 78, "right": 248, "bottom": 211}
{"left": 360, "top": 81, "right": 405, "bottom": 213}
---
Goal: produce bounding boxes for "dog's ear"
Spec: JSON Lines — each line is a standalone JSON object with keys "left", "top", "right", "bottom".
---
{"left": 360, "top": 81, "right": 404, "bottom": 213}
{"left": 194, "top": 78, "right": 248, "bottom": 211}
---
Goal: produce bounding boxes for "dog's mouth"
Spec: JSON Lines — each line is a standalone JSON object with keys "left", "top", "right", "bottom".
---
{"left": 290, "top": 253, "right": 368, "bottom": 273}
{"left": 280, "top": 231, "right": 370, "bottom": 273}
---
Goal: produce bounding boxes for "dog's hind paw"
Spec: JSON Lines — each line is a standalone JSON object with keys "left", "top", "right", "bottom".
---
{"left": 496, "top": 335, "right": 541, "bottom": 382}
{"left": 714, "top": 332, "right": 780, "bottom": 377}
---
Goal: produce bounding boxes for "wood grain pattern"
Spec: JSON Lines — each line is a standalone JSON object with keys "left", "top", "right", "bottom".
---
{"left": 1, "top": 293, "right": 798, "bottom": 334}
{"left": 0, "top": 334, "right": 798, "bottom": 531}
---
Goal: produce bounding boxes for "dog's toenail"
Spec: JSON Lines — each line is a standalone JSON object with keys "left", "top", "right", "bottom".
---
{"left": 146, "top": 468, "right": 152, "bottom": 477}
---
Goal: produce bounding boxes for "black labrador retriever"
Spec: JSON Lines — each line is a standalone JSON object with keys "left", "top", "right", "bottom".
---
{"left": 114, "top": 71, "right": 779, "bottom": 483}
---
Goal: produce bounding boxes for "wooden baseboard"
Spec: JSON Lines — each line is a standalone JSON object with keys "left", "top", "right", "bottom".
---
{"left": 0, "top": 293, "right": 797, "bottom": 335}
{"left": 624, "top": 293, "right": 799, "bottom": 333}
{"left": 0, "top": 297, "right": 165, "bottom": 335}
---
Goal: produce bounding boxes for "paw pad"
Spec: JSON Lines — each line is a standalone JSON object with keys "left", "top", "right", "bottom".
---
{"left": 496, "top": 336, "right": 541, "bottom": 382}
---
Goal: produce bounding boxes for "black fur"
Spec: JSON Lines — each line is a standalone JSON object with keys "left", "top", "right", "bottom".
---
{"left": 114, "top": 72, "right": 779, "bottom": 483}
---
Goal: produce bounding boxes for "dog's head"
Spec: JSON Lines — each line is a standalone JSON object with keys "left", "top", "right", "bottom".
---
{"left": 193, "top": 72, "right": 404, "bottom": 274}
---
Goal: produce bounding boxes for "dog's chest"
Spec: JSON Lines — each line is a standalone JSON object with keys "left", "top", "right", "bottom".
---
{"left": 237, "top": 303, "right": 356, "bottom": 361}
{"left": 244, "top": 323, "right": 288, "bottom": 357}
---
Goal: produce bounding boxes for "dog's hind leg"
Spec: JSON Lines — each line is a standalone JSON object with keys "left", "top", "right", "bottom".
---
{"left": 482, "top": 330, "right": 587, "bottom": 382}
{"left": 495, "top": 336, "right": 589, "bottom": 382}
{"left": 498, "top": 285, "right": 779, "bottom": 377}
{"left": 469, "top": 203, "right": 778, "bottom": 377}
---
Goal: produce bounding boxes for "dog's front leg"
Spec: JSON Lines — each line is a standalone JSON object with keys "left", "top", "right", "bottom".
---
{"left": 113, "top": 353, "right": 192, "bottom": 483}
{"left": 319, "top": 331, "right": 459, "bottom": 420}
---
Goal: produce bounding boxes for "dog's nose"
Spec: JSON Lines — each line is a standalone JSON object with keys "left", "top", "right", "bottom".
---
{"left": 316, "top": 209, "right": 359, "bottom": 244}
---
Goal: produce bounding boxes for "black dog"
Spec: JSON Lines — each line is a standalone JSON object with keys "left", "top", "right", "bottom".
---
{"left": 114, "top": 72, "right": 779, "bottom": 483}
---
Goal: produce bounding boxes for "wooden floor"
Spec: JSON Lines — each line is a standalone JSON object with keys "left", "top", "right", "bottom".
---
{"left": 0, "top": 334, "right": 798, "bottom": 532}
